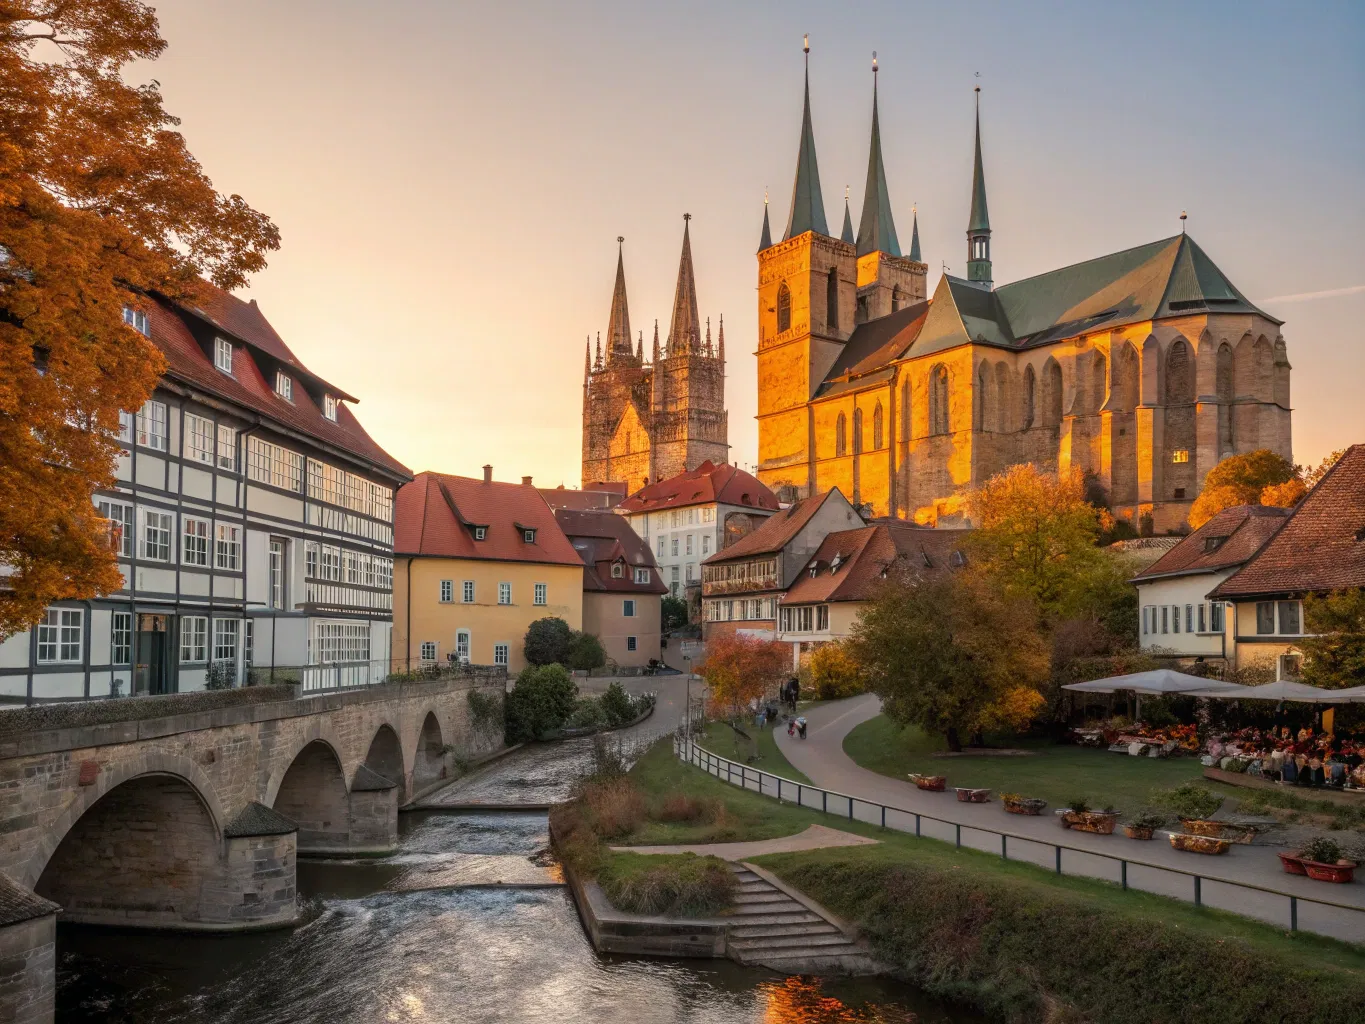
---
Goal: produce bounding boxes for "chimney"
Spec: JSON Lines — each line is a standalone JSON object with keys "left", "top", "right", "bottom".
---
{"left": 521, "top": 475, "right": 533, "bottom": 486}
{"left": 482, "top": 464, "right": 492, "bottom": 484}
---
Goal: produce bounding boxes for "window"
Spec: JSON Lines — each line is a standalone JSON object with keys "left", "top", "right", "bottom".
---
{"left": 97, "top": 498, "right": 134, "bottom": 558}
{"left": 685, "top": 563, "right": 694, "bottom": 582}
{"left": 181, "top": 516, "right": 210, "bottom": 566}
{"left": 776, "top": 282, "right": 791, "bottom": 333}
{"left": 835, "top": 412, "right": 847, "bottom": 457}
{"left": 456, "top": 630, "right": 471, "bottom": 664}
{"left": 1256, "top": 602, "right": 1276, "bottom": 635}
{"left": 247, "top": 437, "right": 303, "bottom": 492}
{"left": 473, "top": 526, "right": 487, "bottom": 541}
{"left": 1142, "top": 606, "right": 1149, "bottom": 635}
{"left": 826, "top": 267, "right": 838, "bottom": 329}
{"left": 534, "top": 582, "right": 547, "bottom": 606}
{"left": 671, "top": 538, "right": 679, "bottom": 557}
{"left": 305, "top": 459, "right": 393, "bottom": 520}
{"left": 319, "top": 545, "right": 341, "bottom": 581}
{"left": 1198, "top": 604, "right": 1206, "bottom": 633}
{"left": 323, "top": 394, "right": 338, "bottom": 421}
{"left": 37, "top": 608, "right": 83, "bottom": 664}
{"left": 1211, "top": 602, "right": 1225, "bottom": 633}
{"left": 214, "top": 337, "right": 233, "bottom": 374}
{"left": 685, "top": 534, "right": 693, "bottom": 555}
{"left": 1171, "top": 605, "right": 1180, "bottom": 634}
{"left": 633, "top": 568, "right": 650, "bottom": 584}
{"left": 118, "top": 409, "right": 134, "bottom": 442}
{"left": 375, "top": 557, "right": 392, "bottom": 590}
{"left": 268, "top": 539, "right": 286, "bottom": 609}
{"left": 523, "top": 528, "right": 536, "bottom": 543}
{"left": 1185, "top": 605, "right": 1194, "bottom": 633}
{"left": 627, "top": 636, "right": 637, "bottom": 652}
{"left": 498, "top": 582, "right": 511, "bottom": 605}
{"left": 671, "top": 511, "right": 680, "bottom": 528}
{"left": 611, "top": 562, "right": 624, "bottom": 579}
{"left": 817, "top": 605, "right": 829, "bottom": 630}
{"left": 180, "top": 616, "right": 208, "bottom": 662}
{"left": 420, "top": 641, "right": 437, "bottom": 664}
{"left": 122, "top": 305, "right": 149, "bottom": 336}
{"left": 929, "top": 364, "right": 950, "bottom": 435}
{"left": 136, "top": 400, "right": 167, "bottom": 451}
{"left": 274, "top": 372, "right": 293, "bottom": 400}
{"left": 312, "top": 621, "right": 370, "bottom": 664}
{"left": 623, "top": 599, "right": 636, "bottom": 618}
{"left": 215, "top": 523, "right": 241, "bottom": 570}
{"left": 217, "top": 424, "right": 238, "bottom": 471}
{"left": 1172, "top": 450, "right": 1190, "bottom": 464}
{"left": 872, "top": 402, "right": 884, "bottom": 450}
{"left": 213, "top": 619, "right": 239, "bottom": 663}
{"left": 462, "top": 580, "right": 475, "bottom": 603}
{"left": 184, "top": 413, "right": 214, "bottom": 464}
{"left": 1278, "top": 601, "right": 1301, "bottom": 635}
{"left": 111, "top": 611, "right": 132, "bottom": 665}
{"left": 701, "top": 535, "right": 710, "bottom": 555}
{"left": 440, "top": 580, "right": 454, "bottom": 603}
{"left": 140, "top": 508, "right": 173, "bottom": 561}
{"left": 1161, "top": 606, "right": 1169, "bottom": 634}
{"left": 657, "top": 536, "right": 665, "bottom": 558}
{"left": 687, "top": 509, "right": 695, "bottom": 525}
{"left": 494, "top": 643, "right": 509, "bottom": 667}
{"left": 305, "top": 541, "right": 319, "bottom": 578}
{"left": 244, "top": 620, "right": 254, "bottom": 666}
{"left": 1203, "top": 536, "right": 1227, "bottom": 554}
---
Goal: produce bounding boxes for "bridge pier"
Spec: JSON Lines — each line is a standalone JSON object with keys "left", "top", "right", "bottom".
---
{"left": 348, "top": 766, "right": 400, "bottom": 856}
{"left": 0, "top": 880, "right": 57, "bottom": 1024}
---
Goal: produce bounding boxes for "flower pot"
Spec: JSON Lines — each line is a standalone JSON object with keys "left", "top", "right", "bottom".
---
{"left": 955, "top": 787, "right": 991, "bottom": 803}
{"left": 1061, "top": 810, "right": 1119, "bottom": 835}
{"left": 1169, "top": 832, "right": 1230, "bottom": 855}
{"left": 1277, "top": 852, "right": 1307, "bottom": 875}
{"left": 1123, "top": 824, "right": 1155, "bottom": 840}
{"left": 1003, "top": 797, "right": 1047, "bottom": 816}
{"left": 909, "top": 774, "right": 946, "bottom": 792}
{"left": 1180, "top": 819, "right": 1225, "bottom": 838}
{"left": 1302, "top": 859, "right": 1357, "bottom": 884}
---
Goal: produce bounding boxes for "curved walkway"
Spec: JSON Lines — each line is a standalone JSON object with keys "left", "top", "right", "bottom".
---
{"left": 613, "top": 823, "right": 878, "bottom": 859}
{"left": 770, "top": 695, "right": 1365, "bottom": 944}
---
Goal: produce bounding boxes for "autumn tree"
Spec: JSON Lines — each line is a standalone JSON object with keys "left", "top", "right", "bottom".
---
{"left": 1188, "top": 450, "right": 1298, "bottom": 529}
{"left": 846, "top": 573, "right": 1048, "bottom": 751}
{"left": 697, "top": 633, "right": 789, "bottom": 721}
{"left": 808, "top": 640, "right": 867, "bottom": 700}
{"left": 1299, "top": 590, "right": 1365, "bottom": 691}
{"left": 0, "top": 3, "right": 278, "bottom": 638}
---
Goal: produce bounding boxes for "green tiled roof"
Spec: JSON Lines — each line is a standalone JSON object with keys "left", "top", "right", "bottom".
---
{"left": 784, "top": 62, "right": 829, "bottom": 240}
{"left": 856, "top": 74, "right": 900, "bottom": 257}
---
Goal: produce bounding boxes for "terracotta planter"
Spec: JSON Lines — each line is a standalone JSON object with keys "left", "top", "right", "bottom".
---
{"left": 1003, "top": 797, "right": 1047, "bottom": 816}
{"left": 1180, "top": 819, "right": 1225, "bottom": 838}
{"left": 955, "top": 787, "right": 991, "bottom": 803}
{"left": 1169, "top": 832, "right": 1230, "bottom": 855}
{"left": 1123, "top": 824, "right": 1155, "bottom": 840}
{"left": 909, "top": 774, "right": 946, "bottom": 792}
{"left": 1061, "top": 810, "right": 1119, "bottom": 835}
{"left": 1278, "top": 852, "right": 1307, "bottom": 875}
{"left": 1302, "top": 859, "right": 1357, "bottom": 884}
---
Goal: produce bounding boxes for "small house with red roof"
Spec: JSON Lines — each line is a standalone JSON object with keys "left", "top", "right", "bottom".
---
{"left": 554, "top": 510, "right": 667, "bottom": 668}
{"left": 393, "top": 468, "right": 586, "bottom": 675}
{"left": 617, "top": 460, "right": 779, "bottom": 600}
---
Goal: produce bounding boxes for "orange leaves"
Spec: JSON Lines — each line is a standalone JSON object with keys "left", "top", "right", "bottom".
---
{"left": 697, "top": 633, "right": 789, "bottom": 719}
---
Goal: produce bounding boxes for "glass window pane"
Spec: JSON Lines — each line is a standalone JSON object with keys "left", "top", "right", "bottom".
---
{"left": 1256, "top": 602, "right": 1276, "bottom": 635}
{"left": 1277, "top": 601, "right": 1300, "bottom": 635}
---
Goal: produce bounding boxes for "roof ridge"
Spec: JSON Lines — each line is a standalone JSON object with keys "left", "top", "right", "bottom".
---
{"left": 996, "top": 235, "right": 1182, "bottom": 295}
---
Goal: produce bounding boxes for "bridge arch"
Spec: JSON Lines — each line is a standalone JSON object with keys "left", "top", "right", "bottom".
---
{"left": 411, "top": 710, "right": 448, "bottom": 794}
{"left": 363, "top": 723, "right": 406, "bottom": 789}
{"left": 271, "top": 739, "right": 351, "bottom": 855}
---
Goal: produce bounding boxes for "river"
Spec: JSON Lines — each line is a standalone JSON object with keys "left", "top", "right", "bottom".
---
{"left": 54, "top": 733, "right": 984, "bottom": 1023}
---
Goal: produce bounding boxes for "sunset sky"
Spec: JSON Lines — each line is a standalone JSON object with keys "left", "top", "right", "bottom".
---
{"left": 142, "top": 0, "right": 1363, "bottom": 484}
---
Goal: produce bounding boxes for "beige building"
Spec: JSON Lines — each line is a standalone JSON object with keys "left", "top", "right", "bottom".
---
{"left": 393, "top": 467, "right": 584, "bottom": 675}
{"left": 555, "top": 509, "right": 667, "bottom": 669}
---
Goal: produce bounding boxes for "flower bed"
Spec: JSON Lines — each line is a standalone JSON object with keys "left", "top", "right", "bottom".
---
{"left": 1169, "top": 832, "right": 1230, "bottom": 855}
{"left": 955, "top": 787, "right": 991, "bottom": 803}
{"left": 909, "top": 773, "right": 946, "bottom": 792}
{"left": 1001, "top": 795, "right": 1047, "bottom": 816}
{"left": 1060, "top": 810, "right": 1119, "bottom": 835}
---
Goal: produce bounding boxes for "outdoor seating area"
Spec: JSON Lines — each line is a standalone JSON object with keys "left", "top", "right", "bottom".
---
{"left": 1201, "top": 726, "right": 1365, "bottom": 791}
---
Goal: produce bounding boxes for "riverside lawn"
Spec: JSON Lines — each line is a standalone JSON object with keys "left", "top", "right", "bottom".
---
{"left": 624, "top": 736, "right": 1365, "bottom": 1024}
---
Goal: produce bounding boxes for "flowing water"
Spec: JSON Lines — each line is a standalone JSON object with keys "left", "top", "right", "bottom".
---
{"left": 53, "top": 742, "right": 984, "bottom": 1023}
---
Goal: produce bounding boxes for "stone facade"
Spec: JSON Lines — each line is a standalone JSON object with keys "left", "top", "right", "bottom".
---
{"left": 0, "top": 912, "right": 54, "bottom": 1024}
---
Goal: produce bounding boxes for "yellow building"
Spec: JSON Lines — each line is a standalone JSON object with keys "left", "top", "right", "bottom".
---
{"left": 393, "top": 467, "right": 584, "bottom": 675}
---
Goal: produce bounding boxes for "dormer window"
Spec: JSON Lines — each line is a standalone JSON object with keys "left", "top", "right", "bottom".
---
{"left": 830, "top": 554, "right": 843, "bottom": 572}
{"left": 323, "top": 394, "right": 338, "bottom": 421}
{"left": 122, "top": 306, "right": 149, "bottom": 336}
{"left": 473, "top": 526, "right": 487, "bottom": 541}
{"left": 1203, "top": 536, "right": 1227, "bottom": 554}
{"left": 611, "top": 562, "right": 624, "bottom": 578}
{"left": 214, "top": 337, "right": 233, "bottom": 375}
{"left": 275, "top": 372, "right": 293, "bottom": 401}
{"left": 634, "top": 567, "right": 650, "bottom": 584}
{"left": 523, "top": 528, "right": 536, "bottom": 544}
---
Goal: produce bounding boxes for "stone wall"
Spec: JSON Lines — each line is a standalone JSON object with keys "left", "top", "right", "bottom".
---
{"left": 0, "top": 913, "right": 54, "bottom": 1024}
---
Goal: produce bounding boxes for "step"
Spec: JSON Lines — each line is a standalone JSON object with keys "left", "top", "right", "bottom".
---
{"left": 732, "top": 891, "right": 792, "bottom": 906}
{"left": 742, "top": 948, "right": 875, "bottom": 972}
{"left": 730, "top": 921, "right": 841, "bottom": 940}
{"left": 730, "top": 931, "right": 857, "bottom": 952}
{"left": 731, "top": 901, "right": 806, "bottom": 916}
{"left": 723, "top": 909, "right": 824, "bottom": 927}
{"left": 735, "top": 881, "right": 777, "bottom": 895}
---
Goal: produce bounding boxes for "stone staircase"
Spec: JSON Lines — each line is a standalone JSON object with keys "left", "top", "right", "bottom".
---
{"left": 724, "top": 864, "right": 877, "bottom": 974}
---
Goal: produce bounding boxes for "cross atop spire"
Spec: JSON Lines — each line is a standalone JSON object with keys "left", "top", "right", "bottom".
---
{"left": 667, "top": 214, "right": 701, "bottom": 356}
{"left": 783, "top": 37, "right": 829, "bottom": 240}
{"left": 966, "top": 86, "right": 993, "bottom": 288}
{"left": 605, "top": 235, "right": 632, "bottom": 363}
{"left": 856, "top": 53, "right": 901, "bottom": 258}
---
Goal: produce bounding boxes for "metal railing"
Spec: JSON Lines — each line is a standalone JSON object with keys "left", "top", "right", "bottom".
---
{"left": 675, "top": 739, "right": 1365, "bottom": 943}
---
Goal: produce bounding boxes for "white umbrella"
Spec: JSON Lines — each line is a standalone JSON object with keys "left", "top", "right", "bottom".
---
{"left": 1062, "top": 669, "right": 1245, "bottom": 696}
{"left": 1183, "top": 680, "right": 1365, "bottom": 703}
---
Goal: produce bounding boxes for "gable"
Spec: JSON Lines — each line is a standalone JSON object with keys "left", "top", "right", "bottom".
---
{"left": 609, "top": 402, "right": 651, "bottom": 459}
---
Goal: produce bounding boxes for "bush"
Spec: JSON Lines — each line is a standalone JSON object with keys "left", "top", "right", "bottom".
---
{"left": 1150, "top": 782, "right": 1223, "bottom": 821}
{"left": 809, "top": 640, "right": 868, "bottom": 700}
{"left": 569, "top": 697, "right": 606, "bottom": 728}
{"left": 1301, "top": 837, "right": 1343, "bottom": 864}
{"left": 579, "top": 775, "right": 648, "bottom": 839}
{"left": 598, "top": 852, "right": 737, "bottom": 916}
{"left": 657, "top": 793, "right": 726, "bottom": 825}
{"left": 466, "top": 688, "right": 504, "bottom": 740}
{"left": 504, "top": 663, "right": 578, "bottom": 742}
{"left": 600, "top": 681, "right": 635, "bottom": 726}
{"left": 524, "top": 616, "right": 573, "bottom": 666}
{"left": 661, "top": 595, "right": 690, "bottom": 631}
{"left": 566, "top": 630, "right": 607, "bottom": 671}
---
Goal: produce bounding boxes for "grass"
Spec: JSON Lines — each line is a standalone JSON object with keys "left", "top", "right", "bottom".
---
{"left": 694, "top": 719, "right": 813, "bottom": 785}
{"left": 596, "top": 850, "right": 736, "bottom": 916}
{"left": 843, "top": 713, "right": 1241, "bottom": 817}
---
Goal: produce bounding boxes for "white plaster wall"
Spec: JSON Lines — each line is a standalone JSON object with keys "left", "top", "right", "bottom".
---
{"left": 135, "top": 454, "right": 165, "bottom": 489}
{"left": 32, "top": 673, "right": 84, "bottom": 699}
{"left": 1136, "top": 572, "right": 1232, "bottom": 657}
{"left": 182, "top": 466, "right": 214, "bottom": 502}
{"left": 0, "top": 631, "right": 30, "bottom": 669}
{"left": 89, "top": 609, "right": 112, "bottom": 667}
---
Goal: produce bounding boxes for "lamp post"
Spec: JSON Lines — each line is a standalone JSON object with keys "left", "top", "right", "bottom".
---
{"left": 682, "top": 654, "right": 691, "bottom": 744}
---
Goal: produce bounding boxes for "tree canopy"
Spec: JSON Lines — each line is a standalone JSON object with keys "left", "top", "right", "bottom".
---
{"left": 698, "top": 633, "right": 788, "bottom": 720}
{"left": 523, "top": 616, "right": 574, "bottom": 667}
{"left": 1299, "top": 590, "right": 1365, "bottom": 691}
{"left": 504, "top": 664, "right": 578, "bottom": 743}
{"left": 1188, "top": 450, "right": 1299, "bottom": 529}
{"left": 1, "top": 3, "right": 278, "bottom": 637}
{"left": 808, "top": 640, "right": 868, "bottom": 700}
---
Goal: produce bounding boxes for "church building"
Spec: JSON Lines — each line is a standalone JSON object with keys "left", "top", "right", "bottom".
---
{"left": 756, "top": 47, "right": 1292, "bottom": 531}
{"left": 581, "top": 218, "right": 729, "bottom": 493}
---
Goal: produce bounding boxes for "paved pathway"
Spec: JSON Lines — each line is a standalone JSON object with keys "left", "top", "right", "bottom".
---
{"left": 755, "top": 695, "right": 1365, "bottom": 944}
{"left": 612, "top": 823, "right": 878, "bottom": 859}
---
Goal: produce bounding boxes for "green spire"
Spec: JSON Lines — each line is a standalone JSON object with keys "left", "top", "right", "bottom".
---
{"left": 840, "top": 187, "right": 854, "bottom": 244}
{"left": 758, "top": 191, "right": 772, "bottom": 252}
{"left": 909, "top": 205, "right": 921, "bottom": 262}
{"left": 966, "top": 88, "right": 993, "bottom": 287}
{"left": 856, "top": 56, "right": 900, "bottom": 257}
{"left": 783, "top": 39, "right": 828, "bottom": 240}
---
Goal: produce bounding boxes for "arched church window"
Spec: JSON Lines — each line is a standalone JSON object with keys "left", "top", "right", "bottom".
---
{"left": 929, "top": 365, "right": 949, "bottom": 435}
{"left": 777, "top": 282, "right": 791, "bottom": 334}
{"left": 1166, "top": 340, "right": 1193, "bottom": 405}
{"left": 872, "top": 403, "right": 884, "bottom": 450}
{"left": 1091, "top": 350, "right": 1108, "bottom": 414}
{"left": 835, "top": 412, "right": 847, "bottom": 457}
{"left": 900, "top": 379, "right": 911, "bottom": 441}
{"left": 826, "top": 268, "right": 838, "bottom": 330}
{"left": 853, "top": 408, "right": 864, "bottom": 455}
{"left": 975, "top": 363, "right": 991, "bottom": 432}
{"left": 1043, "top": 358, "right": 1063, "bottom": 427}
{"left": 1022, "top": 365, "right": 1036, "bottom": 429}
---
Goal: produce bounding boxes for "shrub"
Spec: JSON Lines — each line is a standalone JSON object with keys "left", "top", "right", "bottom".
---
{"left": 579, "top": 776, "right": 648, "bottom": 840}
{"left": 1301, "top": 837, "right": 1343, "bottom": 864}
{"left": 466, "top": 688, "right": 504, "bottom": 740}
{"left": 809, "top": 640, "right": 868, "bottom": 700}
{"left": 567, "top": 630, "right": 606, "bottom": 671}
{"left": 661, "top": 595, "right": 689, "bottom": 631}
{"left": 524, "top": 616, "right": 573, "bottom": 666}
{"left": 1065, "top": 796, "right": 1090, "bottom": 814}
{"left": 1150, "top": 782, "right": 1223, "bottom": 821}
{"left": 504, "top": 663, "right": 578, "bottom": 742}
{"left": 1128, "top": 809, "right": 1169, "bottom": 830}
{"left": 657, "top": 793, "right": 725, "bottom": 824}
{"left": 598, "top": 852, "right": 737, "bottom": 916}
{"left": 569, "top": 697, "right": 606, "bottom": 728}
{"left": 600, "top": 681, "right": 635, "bottom": 726}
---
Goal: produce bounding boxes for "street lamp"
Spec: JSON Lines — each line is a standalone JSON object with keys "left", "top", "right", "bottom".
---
{"left": 682, "top": 654, "right": 692, "bottom": 744}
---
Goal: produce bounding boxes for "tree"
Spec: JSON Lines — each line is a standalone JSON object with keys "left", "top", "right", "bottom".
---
{"left": 1188, "top": 450, "right": 1297, "bottom": 528}
{"left": 566, "top": 630, "right": 606, "bottom": 672}
{"left": 846, "top": 573, "right": 1048, "bottom": 750}
{"left": 0, "top": 3, "right": 278, "bottom": 639}
{"left": 1304, "top": 449, "right": 1348, "bottom": 490}
{"left": 661, "top": 595, "right": 689, "bottom": 632}
{"left": 524, "top": 616, "right": 573, "bottom": 666}
{"left": 808, "top": 641, "right": 867, "bottom": 700}
{"left": 697, "top": 633, "right": 789, "bottom": 720}
{"left": 1299, "top": 590, "right": 1365, "bottom": 691}
{"left": 504, "top": 664, "right": 578, "bottom": 742}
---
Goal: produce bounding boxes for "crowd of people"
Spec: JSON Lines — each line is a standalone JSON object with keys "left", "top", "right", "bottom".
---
{"left": 1205, "top": 725, "right": 1365, "bottom": 789}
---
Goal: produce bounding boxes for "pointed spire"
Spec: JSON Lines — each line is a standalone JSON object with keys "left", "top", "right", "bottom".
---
{"left": 667, "top": 214, "right": 701, "bottom": 356}
{"left": 605, "top": 236, "right": 632, "bottom": 363}
{"left": 584, "top": 337, "right": 591, "bottom": 382}
{"left": 856, "top": 53, "right": 901, "bottom": 258}
{"left": 758, "top": 189, "right": 772, "bottom": 252}
{"left": 705, "top": 316, "right": 712, "bottom": 355}
{"left": 783, "top": 36, "right": 829, "bottom": 240}
{"left": 966, "top": 87, "right": 993, "bottom": 288}
{"left": 717, "top": 314, "right": 725, "bottom": 363}
{"left": 840, "top": 186, "right": 854, "bottom": 244}
{"left": 652, "top": 318, "right": 660, "bottom": 362}
{"left": 909, "top": 204, "right": 921, "bottom": 262}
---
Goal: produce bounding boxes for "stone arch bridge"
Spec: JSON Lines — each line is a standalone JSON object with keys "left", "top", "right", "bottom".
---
{"left": 0, "top": 669, "right": 505, "bottom": 1023}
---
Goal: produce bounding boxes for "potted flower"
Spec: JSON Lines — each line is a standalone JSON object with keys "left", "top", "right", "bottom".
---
{"left": 1123, "top": 809, "right": 1167, "bottom": 840}
{"left": 1060, "top": 798, "right": 1120, "bottom": 835}
{"left": 908, "top": 773, "right": 947, "bottom": 792}
{"left": 1150, "top": 782, "right": 1225, "bottom": 837}
{"left": 1298, "top": 838, "right": 1357, "bottom": 884}
{"left": 1001, "top": 792, "right": 1048, "bottom": 816}
{"left": 955, "top": 787, "right": 992, "bottom": 803}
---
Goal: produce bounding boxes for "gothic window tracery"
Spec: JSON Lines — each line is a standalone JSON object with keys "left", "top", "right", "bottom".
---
{"left": 1022, "top": 365, "right": 1036, "bottom": 429}
{"left": 1042, "top": 358, "right": 1063, "bottom": 427}
{"left": 777, "top": 282, "right": 791, "bottom": 334}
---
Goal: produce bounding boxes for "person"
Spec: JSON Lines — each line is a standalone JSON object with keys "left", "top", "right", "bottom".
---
{"left": 797, "top": 717, "right": 807, "bottom": 740}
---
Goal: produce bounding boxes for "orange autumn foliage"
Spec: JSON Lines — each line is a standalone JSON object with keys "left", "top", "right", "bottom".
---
{"left": 0, "top": 3, "right": 278, "bottom": 637}
{"left": 698, "top": 633, "right": 789, "bottom": 720}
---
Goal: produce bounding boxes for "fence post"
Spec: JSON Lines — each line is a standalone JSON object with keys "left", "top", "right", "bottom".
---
{"left": 1290, "top": 896, "right": 1298, "bottom": 933}
{"left": 1194, "top": 876, "right": 1202, "bottom": 907}
{"left": 1001, "top": 834, "right": 1007, "bottom": 860}
{"left": 1055, "top": 847, "right": 1062, "bottom": 875}
{"left": 1121, "top": 861, "right": 1128, "bottom": 891}
{"left": 798, "top": 783, "right": 803, "bottom": 807}
{"left": 915, "top": 814, "right": 921, "bottom": 837}
{"left": 881, "top": 806, "right": 886, "bottom": 829}
{"left": 777, "top": 778, "right": 782, "bottom": 801}
{"left": 822, "top": 790, "right": 827, "bottom": 814}
{"left": 955, "top": 824, "right": 961, "bottom": 848}
{"left": 848, "top": 798, "right": 854, "bottom": 822}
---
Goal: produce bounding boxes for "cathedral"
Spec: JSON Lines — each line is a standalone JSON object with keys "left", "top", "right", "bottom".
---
{"left": 756, "top": 48, "right": 1293, "bottom": 531}
{"left": 581, "top": 217, "right": 729, "bottom": 491}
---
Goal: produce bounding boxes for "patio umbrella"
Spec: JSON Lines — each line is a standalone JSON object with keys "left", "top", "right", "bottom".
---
{"left": 1062, "top": 669, "right": 1245, "bottom": 696}
{"left": 1182, "top": 680, "right": 1365, "bottom": 703}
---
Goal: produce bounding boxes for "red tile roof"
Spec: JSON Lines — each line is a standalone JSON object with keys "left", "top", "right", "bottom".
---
{"left": 704, "top": 489, "right": 853, "bottom": 564}
{"left": 554, "top": 509, "right": 668, "bottom": 594}
{"left": 394, "top": 472, "right": 583, "bottom": 565}
{"left": 783, "top": 523, "right": 969, "bottom": 604}
{"left": 1210, "top": 446, "right": 1365, "bottom": 599}
{"left": 618, "top": 461, "right": 779, "bottom": 514}
{"left": 1131, "top": 505, "right": 1292, "bottom": 582}
{"left": 140, "top": 288, "right": 409, "bottom": 479}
